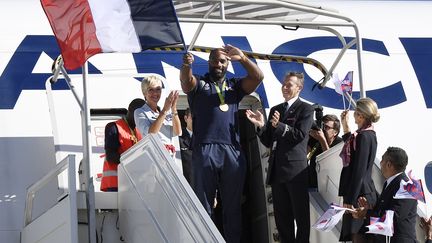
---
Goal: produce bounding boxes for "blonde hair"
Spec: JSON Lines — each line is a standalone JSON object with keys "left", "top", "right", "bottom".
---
{"left": 356, "top": 97, "right": 380, "bottom": 123}
{"left": 141, "top": 75, "right": 163, "bottom": 95}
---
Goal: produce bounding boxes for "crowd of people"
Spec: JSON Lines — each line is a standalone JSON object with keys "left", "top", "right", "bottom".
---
{"left": 99, "top": 44, "right": 431, "bottom": 243}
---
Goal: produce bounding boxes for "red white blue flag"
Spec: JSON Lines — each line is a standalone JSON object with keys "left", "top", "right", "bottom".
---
{"left": 40, "top": 0, "right": 184, "bottom": 70}
{"left": 332, "top": 71, "right": 353, "bottom": 95}
{"left": 341, "top": 71, "right": 353, "bottom": 94}
{"left": 394, "top": 170, "right": 426, "bottom": 203}
{"left": 331, "top": 71, "right": 354, "bottom": 109}
{"left": 312, "top": 204, "right": 350, "bottom": 232}
{"left": 366, "top": 210, "right": 394, "bottom": 237}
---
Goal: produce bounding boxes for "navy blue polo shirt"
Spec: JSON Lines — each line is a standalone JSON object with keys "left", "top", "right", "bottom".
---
{"left": 187, "top": 74, "right": 246, "bottom": 146}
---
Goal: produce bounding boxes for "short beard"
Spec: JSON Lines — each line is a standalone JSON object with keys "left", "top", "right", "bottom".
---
{"left": 209, "top": 69, "right": 226, "bottom": 81}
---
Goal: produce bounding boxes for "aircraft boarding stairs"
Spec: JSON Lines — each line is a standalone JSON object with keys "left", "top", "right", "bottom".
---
{"left": 20, "top": 129, "right": 426, "bottom": 243}
{"left": 21, "top": 134, "right": 224, "bottom": 243}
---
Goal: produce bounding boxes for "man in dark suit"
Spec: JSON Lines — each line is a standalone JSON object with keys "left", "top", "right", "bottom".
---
{"left": 353, "top": 147, "right": 418, "bottom": 243}
{"left": 179, "top": 108, "right": 193, "bottom": 185}
{"left": 246, "top": 71, "right": 314, "bottom": 243}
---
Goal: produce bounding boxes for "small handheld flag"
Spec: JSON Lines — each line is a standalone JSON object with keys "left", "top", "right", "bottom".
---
{"left": 394, "top": 170, "right": 426, "bottom": 203}
{"left": 366, "top": 210, "right": 394, "bottom": 237}
{"left": 341, "top": 71, "right": 353, "bottom": 94}
{"left": 332, "top": 71, "right": 354, "bottom": 110}
{"left": 312, "top": 204, "right": 350, "bottom": 232}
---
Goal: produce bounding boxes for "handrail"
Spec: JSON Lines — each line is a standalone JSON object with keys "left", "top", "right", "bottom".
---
{"left": 24, "top": 155, "right": 76, "bottom": 226}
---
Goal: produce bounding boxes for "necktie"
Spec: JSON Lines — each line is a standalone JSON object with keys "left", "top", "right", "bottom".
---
{"left": 383, "top": 181, "right": 388, "bottom": 190}
{"left": 284, "top": 102, "right": 289, "bottom": 114}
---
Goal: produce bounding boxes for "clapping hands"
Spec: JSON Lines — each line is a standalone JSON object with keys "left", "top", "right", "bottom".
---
{"left": 350, "top": 197, "right": 370, "bottom": 219}
{"left": 246, "top": 109, "right": 265, "bottom": 128}
{"left": 162, "top": 90, "right": 179, "bottom": 114}
{"left": 270, "top": 111, "right": 280, "bottom": 128}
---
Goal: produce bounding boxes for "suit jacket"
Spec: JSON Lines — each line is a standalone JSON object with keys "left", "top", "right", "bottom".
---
{"left": 258, "top": 99, "right": 314, "bottom": 185}
{"left": 339, "top": 130, "right": 378, "bottom": 205}
{"left": 369, "top": 173, "right": 418, "bottom": 243}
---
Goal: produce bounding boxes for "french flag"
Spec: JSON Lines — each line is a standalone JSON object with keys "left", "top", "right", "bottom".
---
{"left": 40, "top": 0, "right": 184, "bottom": 70}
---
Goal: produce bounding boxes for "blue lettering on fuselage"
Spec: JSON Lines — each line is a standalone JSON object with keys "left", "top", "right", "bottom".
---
{"left": 400, "top": 38, "right": 432, "bottom": 108}
{"left": 271, "top": 37, "right": 406, "bottom": 109}
{"left": 0, "top": 36, "right": 101, "bottom": 109}
{"left": 0, "top": 35, "right": 431, "bottom": 109}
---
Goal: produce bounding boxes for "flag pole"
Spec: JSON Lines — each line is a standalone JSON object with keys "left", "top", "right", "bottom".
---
{"left": 343, "top": 92, "right": 356, "bottom": 109}
{"left": 347, "top": 95, "right": 352, "bottom": 110}
{"left": 342, "top": 92, "right": 346, "bottom": 110}
{"left": 81, "top": 62, "right": 97, "bottom": 243}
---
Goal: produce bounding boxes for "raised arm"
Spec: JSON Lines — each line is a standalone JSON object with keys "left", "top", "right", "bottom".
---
{"left": 171, "top": 91, "right": 182, "bottom": 136}
{"left": 148, "top": 91, "right": 175, "bottom": 134}
{"left": 309, "top": 129, "right": 330, "bottom": 151}
{"left": 180, "top": 52, "right": 197, "bottom": 93}
{"left": 223, "top": 44, "right": 264, "bottom": 94}
{"left": 340, "top": 109, "right": 351, "bottom": 135}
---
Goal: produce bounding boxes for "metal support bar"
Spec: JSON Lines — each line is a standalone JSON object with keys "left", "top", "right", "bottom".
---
{"left": 187, "top": 3, "right": 219, "bottom": 51}
{"left": 86, "top": 179, "right": 96, "bottom": 243}
{"left": 290, "top": 25, "right": 349, "bottom": 84}
{"left": 179, "top": 18, "right": 355, "bottom": 27}
{"left": 59, "top": 65, "right": 84, "bottom": 110}
{"left": 353, "top": 24, "right": 365, "bottom": 98}
{"left": 68, "top": 155, "right": 79, "bottom": 243}
{"left": 220, "top": 0, "right": 225, "bottom": 21}
{"left": 81, "top": 63, "right": 97, "bottom": 243}
{"left": 320, "top": 39, "right": 356, "bottom": 87}
{"left": 45, "top": 76, "right": 62, "bottom": 164}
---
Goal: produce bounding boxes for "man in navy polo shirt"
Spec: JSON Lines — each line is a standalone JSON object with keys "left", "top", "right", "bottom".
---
{"left": 180, "top": 45, "right": 264, "bottom": 243}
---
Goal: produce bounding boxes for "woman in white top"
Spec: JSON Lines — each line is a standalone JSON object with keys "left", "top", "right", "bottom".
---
{"left": 134, "top": 75, "right": 181, "bottom": 154}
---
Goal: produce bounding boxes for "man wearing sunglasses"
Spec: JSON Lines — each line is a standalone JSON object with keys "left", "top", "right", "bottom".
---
{"left": 307, "top": 114, "right": 343, "bottom": 189}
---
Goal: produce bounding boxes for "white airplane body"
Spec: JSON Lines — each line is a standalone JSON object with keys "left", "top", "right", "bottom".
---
{"left": 1, "top": 0, "right": 431, "bottom": 242}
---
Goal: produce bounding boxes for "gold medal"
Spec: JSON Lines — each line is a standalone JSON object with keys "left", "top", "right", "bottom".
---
{"left": 219, "top": 103, "right": 229, "bottom": 112}
{"left": 215, "top": 80, "right": 229, "bottom": 112}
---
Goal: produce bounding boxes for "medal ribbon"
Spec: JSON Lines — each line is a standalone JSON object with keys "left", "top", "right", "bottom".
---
{"left": 214, "top": 80, "right": 227, "bottom": 105}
